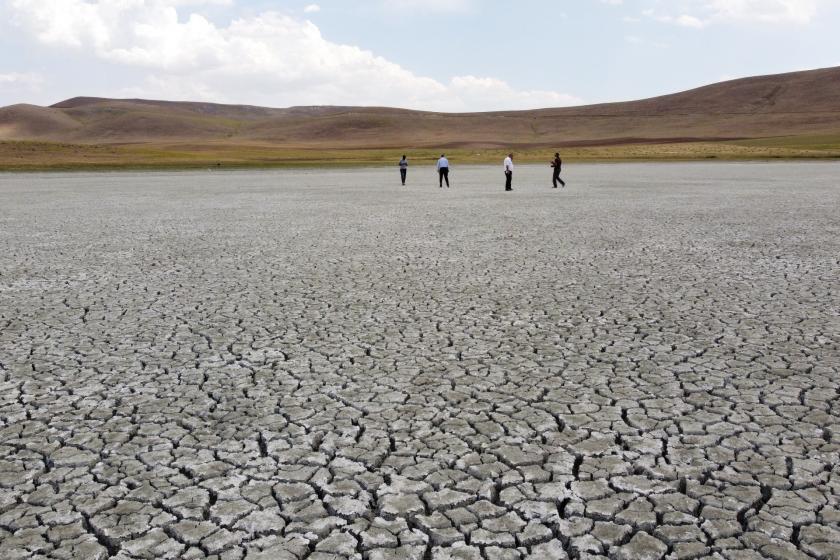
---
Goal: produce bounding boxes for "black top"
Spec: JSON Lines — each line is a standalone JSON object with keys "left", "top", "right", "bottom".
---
{"left": 552, "top": 156, "right": 562, "bottom": 171}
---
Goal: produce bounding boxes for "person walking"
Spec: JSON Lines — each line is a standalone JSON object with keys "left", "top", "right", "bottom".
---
{"left": 504, "top": 153, "right": 514, "bottom": 191}
{"left": 399, "top": 155, "right": 408, "bottom": 185}
{"left": 437, "top": 154, "right": 450, "bottom": 188}
{"left": 551, "top": 152, "right": 566, "bottom": 188}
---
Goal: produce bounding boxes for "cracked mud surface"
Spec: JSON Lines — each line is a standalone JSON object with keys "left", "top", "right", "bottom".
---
{"left": 1, "top": 163, "right": 839, "bottom": 560}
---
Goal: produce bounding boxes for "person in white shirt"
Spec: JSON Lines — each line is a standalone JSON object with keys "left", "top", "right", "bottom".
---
{"left": 399, "top": 155, "right": 408, "bottom": 185}
{"left": 436, "top": 154, "right": 450, "bottom": 188}
{"left": 504, "top": 153, "right": 514, "bottom": 191}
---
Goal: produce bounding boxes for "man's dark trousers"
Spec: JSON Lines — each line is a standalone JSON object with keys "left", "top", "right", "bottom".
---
{"left": 439, "top": 168, "right": 449, "bottom": 187}
{"left": 553, "top": 170, "right": 565, "bottom": 188}
{"left": 505, "top": 171, "right": 513, "bottom": 191}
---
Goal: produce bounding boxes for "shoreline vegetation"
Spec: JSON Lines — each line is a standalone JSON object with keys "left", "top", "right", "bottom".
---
{"left": 2, "top": 136, "right": 840, "bottom": 171}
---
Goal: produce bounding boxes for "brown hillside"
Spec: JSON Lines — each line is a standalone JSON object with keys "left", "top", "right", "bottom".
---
{"left": 538, "top": 65, "right": 840, "bottom": 116}
{"left": 0, "top": 104, "right": 81, "bottom": 140}
{"left": 3, "top": 66, "right": 840, "bottom": 148}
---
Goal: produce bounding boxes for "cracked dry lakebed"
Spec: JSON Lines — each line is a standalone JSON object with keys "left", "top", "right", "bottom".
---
{"left": 0, "top": 162, "right": 839, "bottom": 560}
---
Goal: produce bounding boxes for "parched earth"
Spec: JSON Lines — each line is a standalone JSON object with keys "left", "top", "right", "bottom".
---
{"left": 0, "top": 163, "right": 838, "bottom": 560}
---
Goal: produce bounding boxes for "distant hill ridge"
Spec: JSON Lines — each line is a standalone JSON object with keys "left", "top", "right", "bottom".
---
{"left": 2, "top": 66, "right": 839, "bottom": 148}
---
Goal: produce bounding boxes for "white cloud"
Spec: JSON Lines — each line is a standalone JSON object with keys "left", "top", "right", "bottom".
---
{"left": 706, "top": 0, "right": 818, "bottom": 24}
{"left": 0, "top": 72, "right": 44, "bottom": 91}
{"left": 303, "top": 4, "right": 320, "bottom": 14}
{"left": 625, "top": 35, "right": 668, "bottom": 48}
{"left": 7, "top": 0, "right": 579, "bottom": 112}
{"left": 675, "top": 14, "right": 705, "bottom": 27}
{"left": 380, "top": 0, "right": 473, "bottom": 13}
{"left": 447, "top": 76, "right": 581, "bottom": 111}
{"left": 655, "top": 13, "right": 707, "bottom": 28}
{"left": 172, "top": 0, "right": 232, "bottom": 5}
{"left": 648, "top": 0, "right": 820, "bottom": 28}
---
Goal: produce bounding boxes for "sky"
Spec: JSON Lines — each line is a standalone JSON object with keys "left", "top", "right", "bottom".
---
{"left": 1, "top": 0, "right": 839, "bottom": 112}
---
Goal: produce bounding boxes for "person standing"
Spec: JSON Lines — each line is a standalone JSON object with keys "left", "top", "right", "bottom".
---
{"left": 551, "top": 152, "right": 566, "bottom": 188}
{"left": 504, "top": 153, "right": 514, "bottom": 191}
{"left": 437, "top": 154, "right": 450, "bottom": 188}
{"left": 399, "top": 155, "right": 408, "bottom": 185}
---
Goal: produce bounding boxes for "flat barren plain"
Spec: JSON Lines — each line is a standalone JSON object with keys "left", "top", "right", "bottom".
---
{"left": 1, "top": 163, "right": 838, "bottom": 559}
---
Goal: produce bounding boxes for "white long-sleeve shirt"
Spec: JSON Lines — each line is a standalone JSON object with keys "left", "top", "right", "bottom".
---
{"left": 504, "top": 157, "right": 514, "bottom": 172}
{"left": 437, "top": 157, "right": 449, "bottom": 170}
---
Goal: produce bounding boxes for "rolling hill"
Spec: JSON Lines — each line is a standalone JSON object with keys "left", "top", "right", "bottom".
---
{"left": 2, "top": 66, "right": 840, "bottom": 168}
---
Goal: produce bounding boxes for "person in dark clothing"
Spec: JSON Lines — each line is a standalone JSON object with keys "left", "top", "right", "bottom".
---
{"left": 437, "top": 154, "right": 450, "bottom": 188}
{"left": 504, "top": 153, "right": 514, "bottom": 191}
{"left": 399, "top": 155, "right": 408, "bottom": 185}
{"left": 551, "top": 152, "right": 566, "bottom": 188}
